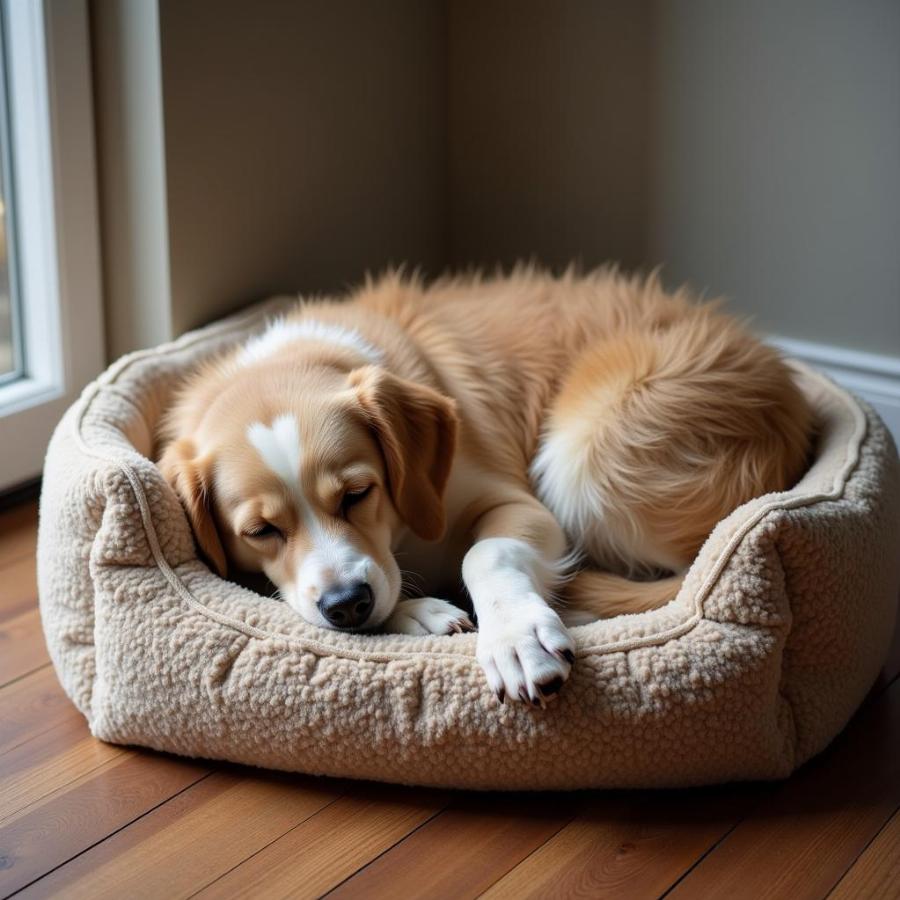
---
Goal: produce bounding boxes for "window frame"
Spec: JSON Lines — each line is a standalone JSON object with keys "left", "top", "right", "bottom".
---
{"left": 0, "top": 0, "right": 104, "bottom": 491}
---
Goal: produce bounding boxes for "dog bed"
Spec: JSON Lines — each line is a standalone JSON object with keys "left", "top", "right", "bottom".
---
{"left": 38, "top": 297, "right": 900, "bottom": 790}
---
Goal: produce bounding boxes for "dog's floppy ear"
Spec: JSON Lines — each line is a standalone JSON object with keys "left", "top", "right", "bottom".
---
{"left": 349, "top": 366, "right": 458, "bottom": 541}
{"left": 158, "top": 437, "right": 227, "bottom": 576}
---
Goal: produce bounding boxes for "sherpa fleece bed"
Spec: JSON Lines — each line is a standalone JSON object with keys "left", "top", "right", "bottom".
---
{"left": 38, "top": 297, "right": 900, "bottom": 791}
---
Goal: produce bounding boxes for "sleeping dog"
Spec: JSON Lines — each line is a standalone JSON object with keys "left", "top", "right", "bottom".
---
{"left": 159, "top": 268, "right": 811, "bottom": 706}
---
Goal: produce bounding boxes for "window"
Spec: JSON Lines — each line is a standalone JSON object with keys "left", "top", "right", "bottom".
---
{"left": 0, "top": 24, "right": 21, "bottom": 385}
{"left": 0, "top": 0, "right": 104, "bottom": 492}
{"left": 0, "top": 198, "right": 19, "bottom": 382}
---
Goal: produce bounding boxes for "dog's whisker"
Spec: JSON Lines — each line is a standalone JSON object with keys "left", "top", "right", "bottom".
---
{"left": 398, "top": 568, "right": 427, "bottom": 597}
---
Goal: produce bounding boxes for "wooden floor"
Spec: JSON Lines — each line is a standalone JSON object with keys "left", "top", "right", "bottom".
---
{"left": 1, "top": 499, "right": 899, "bottom": 900}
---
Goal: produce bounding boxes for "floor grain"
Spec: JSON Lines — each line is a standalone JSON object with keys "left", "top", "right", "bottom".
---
{"left": 482, "top": 785, "right": 768, "bottom": 899}
{"left": 666, "top": 679, "right": 900, "bottom": 900}
{"left": 0, "top": 554, "right": 37, "bottom": 624}
{"left": 0, "top": 608, "right": 50, "bottom": 686}
{"left": 829, "top": 810, "right": 900, "bottom": 899}
{"left": 328, "top": 795, "right": 578, "bottom": 899}
{"left": 196, "top": 786, "right": 447, "bottom": 900}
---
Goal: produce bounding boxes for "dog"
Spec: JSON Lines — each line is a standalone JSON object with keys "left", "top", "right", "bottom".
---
{"left": 158, "top": 268, "right": 811, "bottom": 706}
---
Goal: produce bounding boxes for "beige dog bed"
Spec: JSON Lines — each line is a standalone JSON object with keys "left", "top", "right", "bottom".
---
{"left": 38, "top": 298, "right": 900, "bottom": 790}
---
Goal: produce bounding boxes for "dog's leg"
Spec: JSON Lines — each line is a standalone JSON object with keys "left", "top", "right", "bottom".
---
{"left": 383, "top": 596, "right": 474, "bottom": 636}
{"left": 558, "top": 570, "right": 685, "bottom": 622}
{"left": 463, "top": 494, "right": 575, "bottom": 707}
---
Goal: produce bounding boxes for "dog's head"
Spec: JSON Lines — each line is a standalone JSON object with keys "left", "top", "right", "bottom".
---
{"left": 159, "top": 360, "right": 457, "bottom": 631}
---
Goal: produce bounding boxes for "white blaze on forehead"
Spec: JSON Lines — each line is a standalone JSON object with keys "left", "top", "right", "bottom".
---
{"left": 246, "top": 414, "right": 303, "bottom": 491}
{"left": 239, "top": 317, "right": 384, "bottom": 367}
{"left": 245, "top": 413, "right": 372, "bottom": 597}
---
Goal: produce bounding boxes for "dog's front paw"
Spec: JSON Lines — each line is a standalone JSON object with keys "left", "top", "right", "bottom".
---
{"left": 383, "top": 596, "right": 474, "bottom": 636}
{"left": 477, "top": 597, "right": 575, "bottom": 707}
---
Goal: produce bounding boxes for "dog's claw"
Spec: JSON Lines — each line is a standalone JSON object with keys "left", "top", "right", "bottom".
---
{"left": 448, "top": 615, "right": 474, "bottom": 635}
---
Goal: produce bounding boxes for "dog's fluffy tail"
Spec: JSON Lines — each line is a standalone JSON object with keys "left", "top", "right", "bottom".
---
{"left": 559, "top": 569, "right": 685, "bottom": 622}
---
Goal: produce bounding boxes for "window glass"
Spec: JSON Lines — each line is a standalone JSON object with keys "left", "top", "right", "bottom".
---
{"left": 0, "top": 19, "right": 21, "bottom": 383}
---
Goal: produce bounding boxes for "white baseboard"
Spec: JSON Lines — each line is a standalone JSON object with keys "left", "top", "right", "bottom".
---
{"left": 771, "top": 336, "right": 900, "bottom": 443}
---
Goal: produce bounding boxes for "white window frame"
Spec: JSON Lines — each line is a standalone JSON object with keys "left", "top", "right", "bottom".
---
{"left": 0, "top": 0, "right": 104, "bottom": 491}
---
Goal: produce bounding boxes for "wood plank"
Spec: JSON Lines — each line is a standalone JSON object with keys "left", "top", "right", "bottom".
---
{"left": 197, "top": 786, "right": 447, "bottom": 900}
{"left": 1, "top": 727, "right": 125, "bottom": 825}
{"left": 481, "top": 785, "right": 767, "bottom": 900}
{"left": 830, "top": 809, "right": 900, "bottom": 900}
{"left": 327, "top": 794, "right": 578, "bottom": 900}
{"left": 0, "top": 711, "right": 89, "bottom": 786}
{"left": 0, "top": 753, "right": 211, "bottom": 897}
{"left": 16, "top": 770, "right": 342, "bottom": 899}
{"left": 0, "top": 667, "right": 80, "bottom": 757}
{"left": 0, "top": 553, "right": 38, "bottom": 623}
{"left": 0, "top": 608, "right": 50, "bottom": 686}
{"left": 667, "top": 677, "right": 900, "bottom": 900}
{"left": 0, "top": 501, "right": 37, "bottom": 569}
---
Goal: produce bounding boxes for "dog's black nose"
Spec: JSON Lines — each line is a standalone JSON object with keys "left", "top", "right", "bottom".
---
{"left": 318, "top": 581, "right": 374, "bottom": 628}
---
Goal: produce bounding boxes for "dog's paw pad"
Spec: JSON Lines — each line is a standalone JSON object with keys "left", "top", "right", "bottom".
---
{"left": 384, "top": 596, "right": 473, "bottom": 636}
{"left": 539, "top": 675, "right": 565, "bottom": 697}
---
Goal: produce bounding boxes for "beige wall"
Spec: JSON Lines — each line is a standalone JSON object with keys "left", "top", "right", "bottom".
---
{"left": 92, "top": 0, "right": 172, "bottom": 359}
{"left": 446, "top": 0, "right": 898, "bottom": 356}
{"left": 447, "top": 0, "right": 654, "bottom": 273}
{"left": 94, "top": 0, "right": 446, "bottom": 356}
{"left": 159, "top": 0, "right": 446, "bottom": 336}
{"left": 651, "top": 0, "right": 900, "bottom": 356}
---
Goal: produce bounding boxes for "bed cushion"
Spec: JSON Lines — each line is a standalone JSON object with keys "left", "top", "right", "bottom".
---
{"left": 37, "top": 298, "right": 900, "bottom": 790}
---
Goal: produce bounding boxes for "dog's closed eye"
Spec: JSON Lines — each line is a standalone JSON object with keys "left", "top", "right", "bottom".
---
{"left": 243, "top": 522, "right": 283, "bottom": 541}
{"left": 341, "top": 484, "right": 374, "bottom": 516}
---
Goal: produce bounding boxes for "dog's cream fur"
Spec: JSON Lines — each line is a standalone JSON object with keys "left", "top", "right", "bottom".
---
{"left": 159, "top": 268, "right": 811, "bottom": 705}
